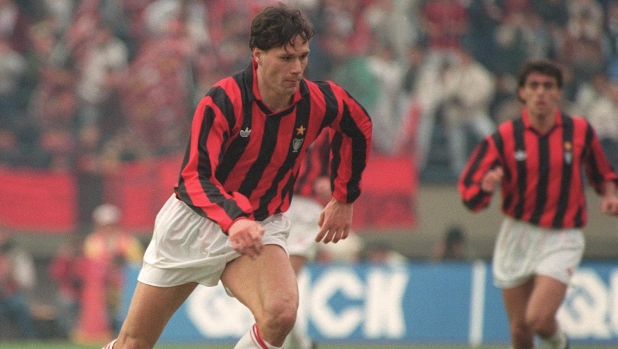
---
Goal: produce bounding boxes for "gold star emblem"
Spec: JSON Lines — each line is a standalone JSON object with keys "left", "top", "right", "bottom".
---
{"left": 296, "top": 125, "right": 306, "bottom": 135}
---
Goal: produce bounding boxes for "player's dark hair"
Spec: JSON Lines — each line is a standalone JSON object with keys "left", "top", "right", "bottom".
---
{"left": 517, "top": 60, "right": 564, "bottom": 89}
{"left": 249, "top": 3, "right": 314, "bottom": 51}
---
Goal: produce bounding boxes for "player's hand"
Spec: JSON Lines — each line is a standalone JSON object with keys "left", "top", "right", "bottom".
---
{"left": 315, "top": 198, "right": 352, "bottom": 244}
{"left": 481, "top": 166, "right": 504, "bottom": 193}
{"left": 228, "top": 219, "right": 264, "bottom": 259}
{"left": 600, "top": 196, "right": 618, "bottom": 216}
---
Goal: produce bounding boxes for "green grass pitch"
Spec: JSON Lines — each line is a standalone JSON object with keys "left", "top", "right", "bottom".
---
{"left": 2, "top": 341, "right": 616, "bottom": 348}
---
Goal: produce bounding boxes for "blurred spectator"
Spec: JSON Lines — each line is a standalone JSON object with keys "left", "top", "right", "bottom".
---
{"left": 432, "top": 225, "right": 470, "bottom": 261}
{"left": 121, "top": 14, "right": 195, "bottom": 156}
{"left": 143, "top": 0, "right": 210, "bottom": 53}
{"left": 414, "top": 53, "right": 449, "bottom": 172}
{"left": 320, "top": 0, "right": 372, "bottom": 57}
{"left": 75, "top": 21, "right": 128, "bottom": 134}
{"left": 74, "top": 123, "right": 108, "bottom": 232}
{"left": 560, "top": 0, "right": 606, "bottom": 89}
{"left": 415, "top": 45, "right": 496, "bottom": 176}
{"left": 82, "top": 204, "right": 144, "bottom": 333}
{"left": 41, "top": 0, "right": 75, "bottom": 36}
{"left": 364, "top": 39, "right": 406, "bottom": 154}
{"left": 574, "top": 70, "right": 610, "bottom": 117}
{"left": 604, "top": 2, "right": 618, "bottom": 59}
{"left": 465, "top": 0, "right": 504, "bottom": 71}
{"left": 328, "top": 34, "right": 380, "bottom": 122}
{"left": 38, "top": 126, "right": 75, "bottom": 171}
{"left": 493, "top": 5, "right": 530, "bottom": 78}
{"left": 362, "top": 241, "right": 408, "bottom": 265}
{"left": 440, "top": 46, "right": 496, "bottom": 175}
{"left": 361, "top": 0, "right": 419, "bottom": 62}
{"left": 585, "top": 78, "right": 618, "bottom": 168}
{"left": 0, "top": 0, "right": 32, "bottom": 54}
{"left": 0, "top": 126, "right": 22, "bottom": 167}
{"left": 419, "top": 0, "right": 469, "bottom": 66}
{"left": 316, "top": 232, "right": 364, "bottom": 264}
{"left": 532, "top": 0, "right": 570, "bottom": 29}
{"left": 0, "top": 228, "right": 37, "bottom": 339}
{"left": 0, "top": 36, "right": 27, "bottom": 128}
{"left": 48, "top": 235, "right": 87, "bottom": 339}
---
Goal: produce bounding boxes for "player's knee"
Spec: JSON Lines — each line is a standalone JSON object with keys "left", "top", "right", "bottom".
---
{"left": 525, "top": 313, "right": 555, "bottom": 336}
{"left": 263, "top": 300, "right": 298, "bottom": 335}
{"left": 510, "top": 320, "right": 533, "bottom": 343}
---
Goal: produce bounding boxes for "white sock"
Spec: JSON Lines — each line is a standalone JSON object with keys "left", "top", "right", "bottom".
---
{"left": 102, "top": 339, "right": 117, "bottom": 349}
{"left": 284, "top": 322, "right": 313, "bottom": 349}
{"left": 234, "top": 324, "right": 283, "bottom": 349}
{"left": 543, "top": 326, "right": 567, "bottom": 349}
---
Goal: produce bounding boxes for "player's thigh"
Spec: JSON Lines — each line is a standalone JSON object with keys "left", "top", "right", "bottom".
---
{"left": 502, "top": 279, "right": 534, "bottom": 325}
{"left": 526, "top": 275, "right": 568, "bottom": 322}
{"left": 289, "top": 254, "right": 309, "bottom": 275}
{"left": 120, "top": 281, "right": 197, "bottom": 346}
{"left": 221, "top": 244, "right": 298, "bottom": 317}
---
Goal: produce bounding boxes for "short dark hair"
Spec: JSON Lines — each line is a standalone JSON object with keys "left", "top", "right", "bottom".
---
{"left": 517, "top": 59, "right": 564, "bottom": 89}
{"left": 249, "top": 3, "right": 314, "bottom": 51}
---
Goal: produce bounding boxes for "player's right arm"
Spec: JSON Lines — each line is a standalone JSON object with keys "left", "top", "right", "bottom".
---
{"left": 458, "top": 137, "right": 502, "bottom": 212}
{"left": 175, "top": 86, "right": 254, "bottom": 233}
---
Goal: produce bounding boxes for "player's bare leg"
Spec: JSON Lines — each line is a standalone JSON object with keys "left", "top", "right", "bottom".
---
{"left": 526, "top": 275, "right": 569, "bottom": 349}
{"left": 222, "top": 244, "right": 299, "bottom": 348}
{"left": 107, "top": 281, "right": 198, "bottom": 349}
{"left": 285, "top": 255, "right": 316, "bottom": 349}
{"left": 502, "top": 279, "right": 535, "bottom": 349}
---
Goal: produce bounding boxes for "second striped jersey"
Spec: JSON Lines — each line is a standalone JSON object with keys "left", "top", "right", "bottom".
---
{"left": 459, "top": 109, "right": 618, "bottom": 228}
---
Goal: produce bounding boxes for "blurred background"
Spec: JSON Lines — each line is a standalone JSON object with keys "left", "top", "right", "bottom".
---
{"left": 1, "top": 0, "right": 618, "bottom": 346}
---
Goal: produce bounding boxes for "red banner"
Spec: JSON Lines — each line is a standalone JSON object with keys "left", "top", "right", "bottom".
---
{"left": 0, "top": 154, "right": 417, "bottom": 234}
{"left": 352, "top": 155, "right": 417, "bottom": 230}
{"left": 0, "top": 168, "right": 76, "bottom": 233}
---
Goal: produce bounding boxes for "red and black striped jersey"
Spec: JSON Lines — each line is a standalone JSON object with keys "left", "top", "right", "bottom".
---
{"left": 175, "top": 60, "right": 372, "bottom": 232}
{"left": 459, "top": 109, "right": 618, "bottom": 229}
{"left": 294, "top": 129, "right": 331, "bottom": 197}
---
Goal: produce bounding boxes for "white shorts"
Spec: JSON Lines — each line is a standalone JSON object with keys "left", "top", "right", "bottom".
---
{"left": 492, "top": 217, "right": 585, "bottom": 288}
{"left": 283, "top": 195, "right": 322, "bottom": 260}
{"left": 138, "top": 194, "right": 290, "bottom": 288}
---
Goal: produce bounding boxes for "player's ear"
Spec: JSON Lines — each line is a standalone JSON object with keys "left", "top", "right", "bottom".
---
{"left": 253, "top": 48, "right": 261, "bottom": 64}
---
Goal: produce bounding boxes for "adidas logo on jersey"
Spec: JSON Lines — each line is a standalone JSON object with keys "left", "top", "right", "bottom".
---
{"left": 240, "top": 127, "right": 251, "bottom": 137}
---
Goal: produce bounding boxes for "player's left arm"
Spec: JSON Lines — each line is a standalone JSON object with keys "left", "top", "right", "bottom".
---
{"left": 315, "top": 197, "right": 352, "bottom": 244}
{"left": 600, "top": 181, "right": 618, "bottom": 216}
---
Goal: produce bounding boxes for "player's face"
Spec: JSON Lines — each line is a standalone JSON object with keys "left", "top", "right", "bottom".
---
{"left": 253, "top": 35, "right": 310, "bottom": 98}
{"left": 518, "top": 72, "right": 562, "bottom": 118}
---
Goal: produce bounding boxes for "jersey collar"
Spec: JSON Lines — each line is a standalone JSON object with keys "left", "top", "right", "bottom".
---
{"left": 522, "top": 107, "right": 563, "bottom": 134}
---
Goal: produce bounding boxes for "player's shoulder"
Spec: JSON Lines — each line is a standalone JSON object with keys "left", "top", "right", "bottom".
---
{"left": 304, "top": 78, "right": 343, "bottom": 92}
{"left": 562, "top": 113, "right": 592, "bottom": 129}
{"left": 496, "top": 117, "right": 519, "bottom": 134}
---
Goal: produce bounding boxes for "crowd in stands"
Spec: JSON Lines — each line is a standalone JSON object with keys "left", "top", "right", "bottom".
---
{"left": 1, "top": 0, "right": 618, "bottom": 179}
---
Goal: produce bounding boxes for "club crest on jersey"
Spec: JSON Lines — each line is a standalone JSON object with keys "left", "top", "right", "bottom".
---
{"left": 514, "top": 150, "right": 526, "bottom": 161}
{"left": 292, "top": 138, "right": 304, "bottom": 152}
{"left": 564, "top": 141, "right": 573, "bottom": 164}
{"left": 240, "top": 127, "right": 251, "bottom": 138}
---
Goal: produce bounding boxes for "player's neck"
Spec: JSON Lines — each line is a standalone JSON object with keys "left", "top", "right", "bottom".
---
{"left": 528, "top": 112, "right": 555, "bottom": 133}
{"left": 260, "top": 92, "right": 293, "bottom": 113}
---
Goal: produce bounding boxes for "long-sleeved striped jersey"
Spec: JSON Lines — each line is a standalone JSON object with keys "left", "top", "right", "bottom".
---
{"left": 174, "top": 60, "right": 372, "bottom": 232}
{"left": 294, "top": 129, "right": 331, "bottom": 197}
{"left": 459, "top": 109, "right": 618, "bottom": 228}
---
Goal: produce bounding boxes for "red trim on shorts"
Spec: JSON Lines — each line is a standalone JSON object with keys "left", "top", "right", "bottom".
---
{"left": 250, "top": 323, "right": 269, "bottom": 349}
